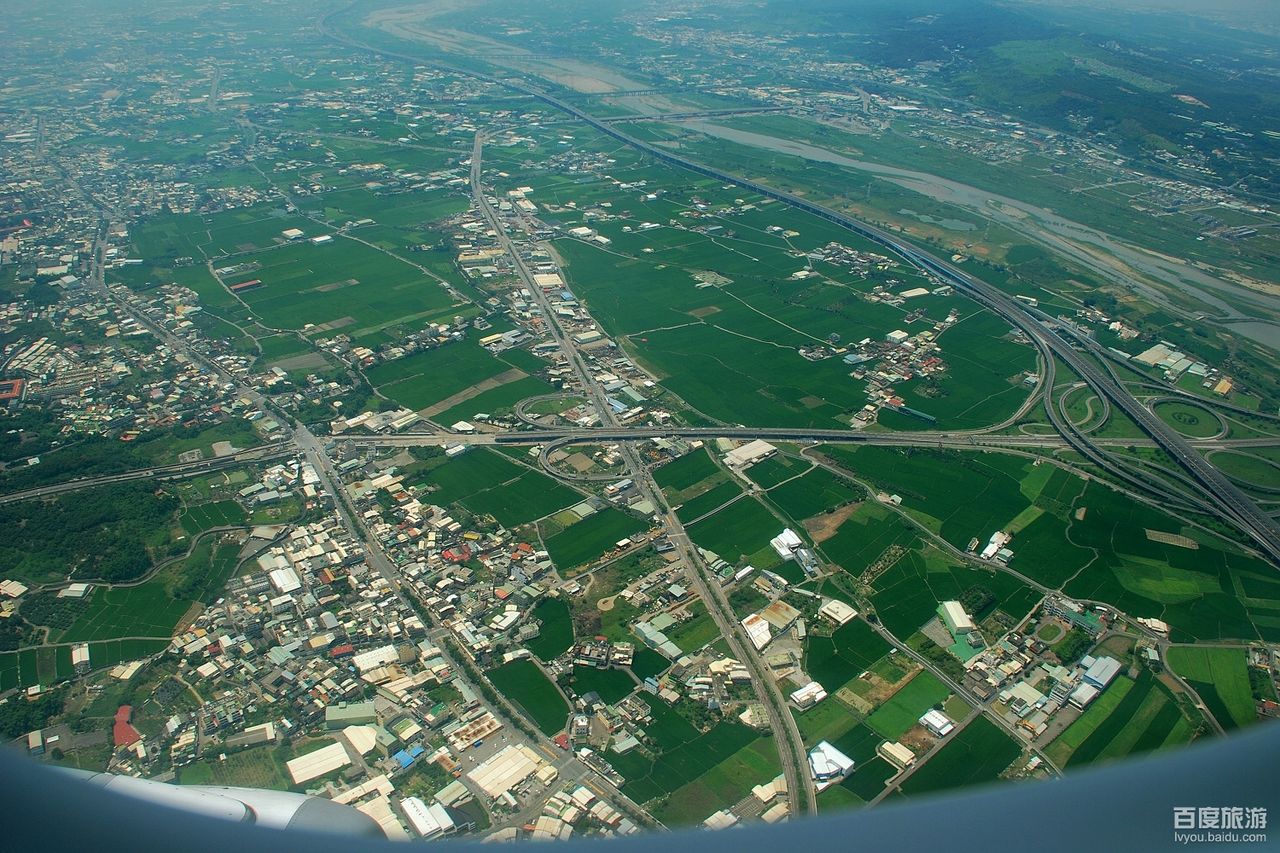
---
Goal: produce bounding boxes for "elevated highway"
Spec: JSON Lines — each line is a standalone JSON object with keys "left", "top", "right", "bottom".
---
{"left": 317, "top": 17, "right": 1280, "bottom": 564}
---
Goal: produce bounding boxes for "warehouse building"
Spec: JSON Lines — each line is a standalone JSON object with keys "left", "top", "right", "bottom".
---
{"left": 877, "top": 740, "right": 916, "bottom": 770}
{"left": 919, "top": 709, "right": 955, "bottom": 738}
{"left": 724, "top": 439, "right": 777, "bottom": 468}
{"left": 808, "top": 741, "right": 855, "bottom": 787}
{"left": 286, "top": 741, "right": 351, "bottom": 785}
{"left": 325, "top": 700, "right": 377, "bottom": 730}
{"left": 790, "top": 681, "right": 828, "bottom": 710}
{"left": 740, "top": 613, "right": 772, "bottom": 651}
{"left": 467, "top": 744, "right": 547, "bottom": 799}
{"left": 1081, "top": 655, "right": 1122, "bottom": 689}
{"left": 400, "top": 796, "right": 457, "bottom": 839}
{"left": 818, "top": 599, "right": 858, "bottom": 626}
{"left": 940, "top": 601, "right": 976, "bottom": 635}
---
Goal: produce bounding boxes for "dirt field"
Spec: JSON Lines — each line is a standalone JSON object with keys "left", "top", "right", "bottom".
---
{"left": 804, "top": 501, "right": 863, "bottom": 542}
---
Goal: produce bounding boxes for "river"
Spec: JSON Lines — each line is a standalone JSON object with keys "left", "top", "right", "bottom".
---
{"left": 679, "top": 120, "right": 1280, "bottom": 351}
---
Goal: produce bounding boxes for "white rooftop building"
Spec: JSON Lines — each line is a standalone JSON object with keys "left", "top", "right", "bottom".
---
{"left": 269, "top": 566, "right": 302, "bottom": 595}
{"left": 467, "top": 745, "right": 544, "bottom": 799}
{"left": 770, "top": 528, "right": 804, "bottom": 561}
{"left": 724, "top": 439, "right": 777, "bottom": 468}
{"left": 703, "top": 810, "right": 739, "bottom": 830}
{"left": 401, "top": 796, "right": 455, "bottom": 839}
{"left": 741, "top": 614, "right": 772, "bottom": 651}
{"left": 286, "top": 742, "right": 351, "bottom": 784}
{"left": 1082, "top": 656, "right": 1122, "bottom": 689}
{"left": 877, "top": 740, "right": 916, "bottom": 769}
{"left": 919, "top": 709, "right": 955, "bottom": 737}
{"left": 808, "top": 741, "right": 855, "bottom": 786}
{"left": 790, "top": 681, "right": 828, "bottom": 710}
{"left": 940, "top": 600, "right": 976, "bottom": 635}
{"left": 818, "top": 599, "right": 858, "bottom": 626}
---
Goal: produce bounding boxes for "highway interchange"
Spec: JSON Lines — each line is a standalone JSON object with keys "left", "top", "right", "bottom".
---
{"left": 318, "top": 8, "right": 1280, "bottom": 562}
{"left": 14, "top": 10, "right": 1275, "bottom": 827}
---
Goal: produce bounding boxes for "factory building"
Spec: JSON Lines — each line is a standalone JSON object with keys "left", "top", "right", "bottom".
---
{"left": 808, "top": 741, "right": 855, "bottom": 786}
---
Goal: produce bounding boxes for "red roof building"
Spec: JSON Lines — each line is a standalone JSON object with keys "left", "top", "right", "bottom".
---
{"left": 442, "top": 544, "right": 472, "bottom": 564}
{"left": 113, "top": 705, "right": 141, "bottom": 748}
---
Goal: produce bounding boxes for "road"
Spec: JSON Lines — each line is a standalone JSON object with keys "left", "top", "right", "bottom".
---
{"left": 71, "top": 214, "right": 661, "bottom": 825}
{"left": 318, "top": 18, "right": 1280, "bottom": 564}
{"left": 469, "top": 133, "right": 817, "bottom": 816}
{"left": 0, "top": 444, "right": 293, "bottom": 505}
{"left": 36, "top": 17, "right": 1276, "bottom": 824}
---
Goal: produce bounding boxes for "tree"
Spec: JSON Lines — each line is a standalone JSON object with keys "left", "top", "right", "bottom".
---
{"left": 960, "top": 585, "right": 996, "bottom": 619}
{"left": 27, "top": 281, "right": 59, "bottom": 306}
{"left": 0, "top": 689, "right": 65, "bottom": 739}
{"left": 1052, "top": 628, "right": 1092, "bottom": 664}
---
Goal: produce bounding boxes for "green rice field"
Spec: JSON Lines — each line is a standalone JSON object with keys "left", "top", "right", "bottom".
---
{"left": 487, "top": 658, "right": 569, "bottom": 736}
{"left": 1047, "top": 670, "right": 1200, "bottom": 766}
{"left": 1164, "top": 647, "right": 1255, "bottom": 730}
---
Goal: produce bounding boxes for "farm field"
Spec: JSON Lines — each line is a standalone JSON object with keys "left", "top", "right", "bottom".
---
{"left": 629, "top": 647, "right": 671, "bottom": 681}
{"left": 674, "top": 481, "right": 744, "bottom": 524}
{"left": 866, "top": 547, "right": 1041, "bottom": 640}
{"left": 804, "top": 619, "right": 893, "bottom": 694}
{"left": 133, "top": 205, "right": 312, "bottom": 262}
{"left": 58, "top": 585, "right": 195, "bottom": 643}
{"left": 1047, "top": 670, "right": 1200, "bottom": 766}
{"left": 168, "top": 540, "right": 247, "bottom": 607}
{"left": 1165, "top": 647, "right": 1256, "bottom": 730}
{"left": 45, "top": 534, "right": 248, "bottom": 645}
{"left": 665, "top": 602, "right": 722, "bottom": 654}
{"left": 433, "top": 375, "right": 555, "bottom": 426}
{"left": 0, "top": 638, "right": 170, "bottom": 692}
{"left": 486, "top": 658, "right": 569, "bottom": 736}
{"left": 765, "top": 466, "right": 861, "bottom": 522}
{"left": 821, "top": 723, "right": 902, "bottom": 804}
{"left": 819, "top": 502, "right": 922, "bottom": 575}
{"left": 411, "top": 448, "right": 581, "bottom": 525}
{"left": 819, "top": 446, "right": 1052, "bottom": 551}
{"left": 821, "top": 446, "right": 1279, "bottom": 643}
{"left": 365, "top": 341, "right": 533, "bottom": 413}
{"left": 409, "top": 448, "right": 525, "bottom": 504}
{"left": 1061, "top": 483, "right": 1280, "bottom": 643}
{"left": 176, "top": 744, "right": 293, "bottom": 791}
{"left": 896, "top": 716, "right": 1021, "bottom": 798}
{"left": 744, "top": 454, "right": 810, "bottom": 489}
{"left": 180, "top": 500, "right": 247, "bottom": 535}
{"left": 653, "top": 737, "right": 780, "bottom": 826}
{"left": 685, "top": 497, "right": 783, "bottom": 566}
{"left": 225, "top": 237, "right": 459, "bottom": 332}
{"left": 864, "top": 672, "right": 951, "bottom": 740}
{"left": 607, "top": 695, "right": 763, "bottom": 810}
{"left": 795, "top": 693, "right": 863, "bottom": 746}
{"left": 137, "top": 420, "right": 264, "bottom": 466}
{"left": 569, "top": 666, "right": 636, "bottom": 704}
{"left": 526, "top": 598, "right": 574, "bottom": 662}
{"left": 653, "top": 449, "right": 719, "bottom": 492}
{"left": 542, "top": 508, "right": 648, "bottom": 570}
{"left": 556, "top": 209, "right": 1035, "bottom": 431}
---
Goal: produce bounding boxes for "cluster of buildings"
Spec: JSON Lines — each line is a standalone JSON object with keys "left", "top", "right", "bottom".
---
{"left": 955, "top": 597, "right": 1130, "bottom": 742}
{"left": 0, "top": 286, "right": 229, "bottom": 434}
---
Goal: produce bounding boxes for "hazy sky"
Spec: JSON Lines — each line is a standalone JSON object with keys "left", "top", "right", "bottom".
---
{"left": 1012, "top": 0, "right": 1279, "bottom": 31}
